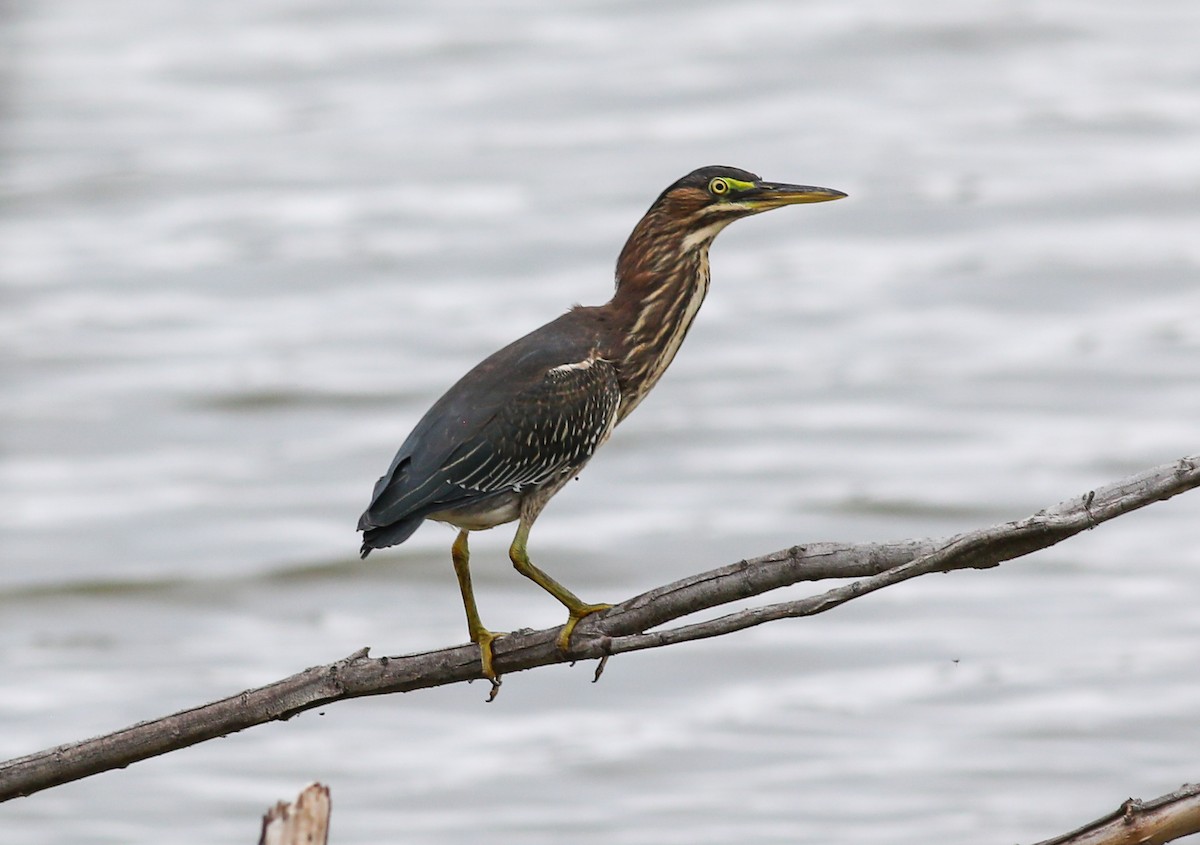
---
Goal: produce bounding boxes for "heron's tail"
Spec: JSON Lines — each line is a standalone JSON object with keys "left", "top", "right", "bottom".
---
{"left": 358, "top": 513, "right": 424, "bottom": 559}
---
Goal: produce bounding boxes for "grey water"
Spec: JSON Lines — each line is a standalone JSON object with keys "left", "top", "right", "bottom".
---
{"left": 2, "top": 0, "right": 1199, "bottom": 842}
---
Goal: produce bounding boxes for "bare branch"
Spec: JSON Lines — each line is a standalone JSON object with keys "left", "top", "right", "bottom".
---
{"left": 258, "top": 782, "right": 331, "bottom": 845}
{"left": 1031, "top": 782, "right": 1200, "bottom": 845}
{"left": 0, "top": 455, "right": 1196, "bottom": 803}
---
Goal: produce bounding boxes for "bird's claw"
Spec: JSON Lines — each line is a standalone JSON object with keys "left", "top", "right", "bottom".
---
{"left": 472, "top": 628, "right": 506, "bottom": 698}
{"left": 556, "top": 602, "right": 613, "bottom": 653}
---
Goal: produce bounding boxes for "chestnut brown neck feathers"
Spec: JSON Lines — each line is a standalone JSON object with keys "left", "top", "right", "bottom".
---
{"left": 602, "top": 186, "right": 738, "bottom": 422}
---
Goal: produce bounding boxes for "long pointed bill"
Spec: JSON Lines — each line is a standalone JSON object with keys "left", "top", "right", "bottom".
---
{"left": 744, "top": 181, "right": 847, "bottom": 210}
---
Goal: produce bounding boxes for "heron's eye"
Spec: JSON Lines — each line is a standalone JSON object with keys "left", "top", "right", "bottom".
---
{"left": 708, "top": 177, "right": 730, "bottom": 196}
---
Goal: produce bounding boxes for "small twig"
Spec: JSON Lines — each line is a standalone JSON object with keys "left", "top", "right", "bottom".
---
{"left": 592, "top": 653, "right": 610, "bottom": 682}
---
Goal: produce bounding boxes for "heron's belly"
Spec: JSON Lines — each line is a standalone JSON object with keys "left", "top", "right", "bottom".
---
{"left": 425, "top": 464, "right": 584, "bottom": 532}
{"left": 427, "top": 494, "right": 522, "bottom": 532}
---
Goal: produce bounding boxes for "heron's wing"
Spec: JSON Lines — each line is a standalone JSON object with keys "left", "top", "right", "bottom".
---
{"left": 448, "top": 352, "right": 621, "bottom": 496}
{"left": 358, "top": 316, "right": 620, "bottom": 535}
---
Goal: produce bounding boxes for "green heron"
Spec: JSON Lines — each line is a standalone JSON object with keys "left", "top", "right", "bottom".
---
{"left": 359, "top": 165, "right": 845, "bottom": 683}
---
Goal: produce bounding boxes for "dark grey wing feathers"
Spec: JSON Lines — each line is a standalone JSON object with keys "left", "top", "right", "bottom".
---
{"left": 456, "top": 357, "right": 619, "bottom": 496}
{"left": 358, "top": 310, "right": 620, "bottom": 549}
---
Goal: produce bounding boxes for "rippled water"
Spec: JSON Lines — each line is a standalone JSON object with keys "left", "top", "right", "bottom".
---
{"left": 3, "top": 1, "right": 1199, "bottom": 843}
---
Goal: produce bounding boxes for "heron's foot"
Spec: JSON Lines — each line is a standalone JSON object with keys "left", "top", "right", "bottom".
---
{"left": 472, "top": 627, "right": 507, "bottom": 685}
{"left": 556, "top": 602, "right": 613, "bottom": 653}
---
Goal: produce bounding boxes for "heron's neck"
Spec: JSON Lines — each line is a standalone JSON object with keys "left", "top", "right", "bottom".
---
{"left": 604, "top": 214, "right": 721, "bottom": 421}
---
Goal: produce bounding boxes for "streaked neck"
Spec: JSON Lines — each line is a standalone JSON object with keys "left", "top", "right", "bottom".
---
{"left": 605, "top": 211, "right": 732, "bottom": 421}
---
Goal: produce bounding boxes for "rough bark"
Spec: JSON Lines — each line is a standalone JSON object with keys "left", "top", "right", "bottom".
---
{"left": 258, "top": 782, "right": 331, "bottom": 845}
{"left": 1032, "top": 782, "right": 1200, "bottom": 845}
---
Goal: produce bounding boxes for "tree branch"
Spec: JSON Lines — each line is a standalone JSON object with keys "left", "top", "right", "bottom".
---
{"left": 258, "top": 782, "right": 331, "bottom": 845}
{"left": 1, "top": 455, "right": 1196, "bottom": 802}
{"left": 1031, "top": 782, "right": 1200, "bottom": 845}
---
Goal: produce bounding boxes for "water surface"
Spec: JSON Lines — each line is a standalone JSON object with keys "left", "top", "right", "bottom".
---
{"left": 2, "top": 1, "right": 1199, "bottom": 843}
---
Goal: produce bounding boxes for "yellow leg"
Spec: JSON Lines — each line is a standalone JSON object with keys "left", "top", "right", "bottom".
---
{"left": 508, "top": 521, "right": 612, "bottom": 653}
{"left": 451, "top": 530, "right": 504, "bottom": 683}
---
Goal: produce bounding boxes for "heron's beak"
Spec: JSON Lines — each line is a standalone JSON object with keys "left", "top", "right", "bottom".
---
{"left": 745, "top": 181, "right": 847, "bottom": 210}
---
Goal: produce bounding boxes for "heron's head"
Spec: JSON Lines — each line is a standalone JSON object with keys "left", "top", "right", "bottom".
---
{"left": 647, "top": 165, "right": 845, "bottom": 247}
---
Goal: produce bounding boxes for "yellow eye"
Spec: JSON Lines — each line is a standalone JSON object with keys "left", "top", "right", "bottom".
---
{"left": 708, "top": 177, "right": 730, "bottom": 196}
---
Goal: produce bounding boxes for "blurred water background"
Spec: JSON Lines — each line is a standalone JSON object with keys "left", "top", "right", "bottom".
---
{"left": 2, "top": 0, "right": 1199, "bottom": 842}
